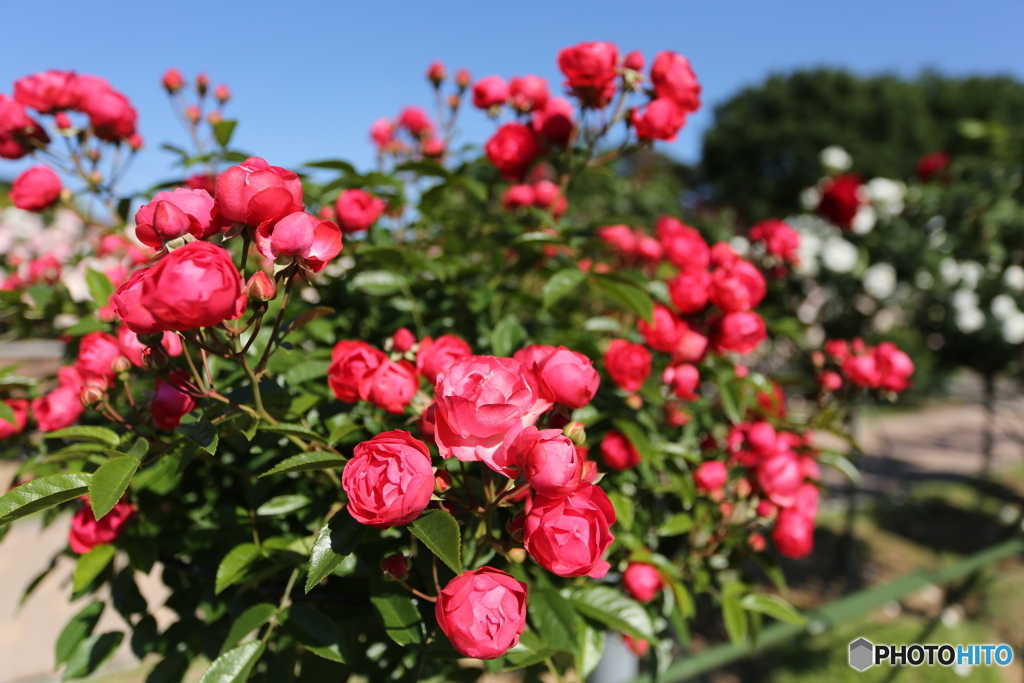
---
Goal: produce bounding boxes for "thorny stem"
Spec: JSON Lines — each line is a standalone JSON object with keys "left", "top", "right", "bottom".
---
{"left": 398, "top": 579, "right": 438, "bottom": 603}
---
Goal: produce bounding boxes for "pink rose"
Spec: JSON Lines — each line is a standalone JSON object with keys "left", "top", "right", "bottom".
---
{"left": 663, "top": 363, "right": 699, "bottom": 400}
{"left": 557, "top": 41, "right": 619, "bottom": 108}
{"left": 161, "top": 68, "right": 185, "bottom": 94}
{"left": 134, "top": 188, "right": 218, "bottom": 248}
{"left": 77, "top": 75, "right": 137, "bottom": 141}
{"left": 631, "top": 98, "right": 686, "bottom": 142}
{"left": 523, "top": 482, "right": 616, "bottom": 577}
{"left": 151, "top": 376, "right": 197, "bottom": 430}
{"left": 31, "top": 386, "right": 85, "bottom": 432}
{"left": 485, "top": 123, "right": 541, "bottom": 181}
{"left": 667, "top": 269, "right": 710, "bottom": 315}
{"left": 0, "top": 94, "right": 49, "bottom": 160}
{"left": 773, "top": 509, "right": 814, "bottom": 559}
{"left": 757, "top": 451, "right": 804, "bottom": 507}
{"left": 398, "top": 107, "right": 434, "bottom": 138}
{"left": 117, "top": 326, "right": 182, "bottom": 368}
{"left": 215, "top": 157, "right": 304, "bottom": 227}
{"left": 600, "top": 430, "right": 640, "bottom": 471}
{"left": 392, "top": 328, "right": 416, "bottom": 353}
{"left": 502, "top": 184, "right": 536, "bottom": 210}
{"left": 656, "top": 216, "right": 709, "bottom": 271}
{"left": 14, "top": 70, "right": 80, "bottom": 113}
{"left": 433, "top": 355, "right": 550, "bottom": 476}
{"left": 514, "top": 345, "right": 600, "bottom": 409}
{"left": 328, "top": 341, "right": 387, "bottom": 403}
{"left": 511, "top": 426, "right": 583, "bottom": 498}
{"left": 10, "top": 166, "right": 61, "bottom": 212}
{"left": 694, "top": 460, "right": 728, "bottom": 493}
{"left": 509, "top": 75, "right": 549, "bottom": 113}
{"left": 597, "top": 225, "right": 639, "bottom": 257}
{"left": 415, "top": 334, "right": 472, "bottom": 385}
{"left": 842, "top": 353, "right": 880, "bottom": 388}
{"left": 749, "top": 219, "right": 800, "bottom": 265}
{"left": 68, "top": 498, "right": 134, "bottom": 554}
{"left": 604, "top": 339, "right": 651, "bottom": 394}
{"left": 709, "top": 260, "right": 766, "bottom": 312}
{"left": 358, "top": 359, "right": 419, "bottom": 414}
{"left": 110, "top": 269, "right": 161, "bottom": 335}
{"left": 370, "top": 118, "right": 394, "bottom": 149}
{"left": 622, "top": 562, "right": 664, "bottom": 603}
{"left": 0, "top": 399, "right": 29, "bottom": 439}
{"left": 727, "top": 421, "right": 778, "bottom": 467}
{"left": 255, "top": 211, "right": 342, "bottom": 273}
{"left": 791, "top": 483, "right": 820, "bottom": 520}
{"left": 342, "top": 430, "right": 434, "bottom": 528}
{"left": 638, "top": 303, "right": 687, "bottom": 353}
{"left": 75, "top": 332, "right": 122, "bottom": 382}
{"left": 635, "top": 234, "right": 664, "bottom": 264}
{"left": 710, "top": 312, "right": 767, "bottom": 355}
{"left": 335, "top": 189, "right": 386, "bottom": 234}
{"left": 649, "top": 51, "right": 701, "bottom": 113}
{"left": 472, "top": 75, "right": 510, "bottom": 109}
{"left": 532, "top": 97, "right": 574, "bottom": 147}
{"left": 875, "top": 342, "right": 914, "bottom": 393}
{"left": 435, "top": 567, "right": 528, "bottom": 660}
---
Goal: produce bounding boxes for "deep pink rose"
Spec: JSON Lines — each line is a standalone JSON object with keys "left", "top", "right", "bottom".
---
{"left": 110, "top": 269, "right": 162, "bottom": 335}
{"left": 77, "top": 75, "right": 137, "bottom": 141}
{"left": 667, "top": 269, "right": 710, "bottom": 315}
{"left": 161, "top": 68, "right": 185, "bottom": 93}
{"left": 398, "top": 107, "right": 434, "bottom": 138}
{"left": 117, "top": 326, "right": 182, "bottom": 368}
{"left": 0, "top": 399, "right": 29, "bottom": 439}
{"left": 435, "top": 567, "right": 527, "bottom": 660}
{"left": 875, "top": 342, "right": 914, "bottom": 393}
{"left": 600, "top": 430, "right": 641, "bottom": 471}
{"left": 335, "top": 189, "right": 385, "bottom": 234}
{"left": 656, "top": 216, "right": 709, "bottom": 272}
{"left": 757, "top": 451, "right": 804, "bottom": 507}
{"left": 31, "top": 386, "right": 85, "bottom": 432}
{"left": 663, "top": 363, "right": 699, "bottom": 401}
{"left": 636, "top": 234, "right": 664, "bottom": 263}
{"left": 631, "top": 98, "right": 686, "bottom": 142}
{"left": 523, "top": 482, "right": 616, "bottom": 577}
{"left": 502, "top": 184, "right": 536, "bottom": 210}
{"left": 14, "top": 70, "right": 80, "bottom": 112}
{"left": 710, "top": 312, "right": 767, "bottom": 355}
{"left": 215, "top": 157, "right": 304, "bottom": 227}
{"left": 68, "top": 498, "right": 134, "bottom": 554}
{"left": 472, "top": 75, "right": 509, "bottom": 109}
{"left": 726, "top": 421, "right": 778, "bottom": 467}
{"left": 392, "top": 328, "right": 416, "bottom": 353}
{"left": 514, "top": 345, "right": 600, "bottom": 409}
{"left": 328, "top": 340, "right": 387, "bottom": 403}
{"left": 75, "top": 332, "right": 122, "bottom": 382}
{"left": 134, "top": 188, "right": 217, "bottom": 248}
{"left": 842, "top": 353, "right": 881, "bottom": 389}
{"left": 485, "top": 123, "right": 541, "bottom": 181}
{"left": 604, "top": 339, "right": 651, "bottom": 394}
{"left": 0, "top": 94, "right": 49, "bottom": 160}
{"left": 791, "top": 483, "right": 820, "bottom": 520}
{"left": 433, "top": 355, "right": 551, "bottom": 476}
{"left": 509, "top": 75, "right": 549, "bottom": 113}
{"left": 773, "top": 509, "right": 815, "bottom": 559}
{"left": 137, "top": 242, "right": 246, "bottom": 332}
{"left": 151, "top": 376, "right": 196, "bottom": 430}
{"left": 342, "top": 430, "right": 434, "bottom": 528}
{"left": 532, "top": 97, "right": 575, "bottom": 147}
{"left": 623, "top": 562, "right": 664, "bottom": 603}
{"left": 557, "top": 41, "right": 619, "bottom": 108}
{"left": 358, "top": 359, "right": 419, "bottom": 414}
{"left": 255, "top": 211, "right": 342, "bottom": 273}
{"left": 694, "top": 460, "right": 728, "bottom": 493}
{"left": 709, "top": 260, "right": 767, "bottom": 312}
{"left": 511, "top": 426, "right": 583, "bottom": 498}
{"left": 650, "top": 51, "right": 702, "bottom": 113}
{"left": 638, "top": 303, "right": 687, "bottom": 353}
{"left": 370, "top": 118, "right": 394, "bottom": 149}
{"left": 597, "top": 225, "right": 639, "bottom": 257}
{"left": 415, "top": 334, "right": 472, "bottom": 385}
{"left": 749, "top": 219, "right": 800, "bottom": 265}
{"left": 10, "top": 166, "right": 61, "bottom": 212}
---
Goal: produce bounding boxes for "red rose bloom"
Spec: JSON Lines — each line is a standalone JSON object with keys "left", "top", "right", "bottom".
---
{"left": 435, "top": 567, "right": 528, "bottom": 660}
{"left": 328, "top": 340, "right": 388, "bottom": 403}
{"left": 0, "top": 94, "right": 49, "bottom": 160}
{"left": 68, "top": 498, "right": 135, "bottom": 554}
{"left": 513, "top": 345, "right": 600, "bottom": 410}
{"left": 151, "top": 376, "right": 197, "bottom": 430}
{"left": 638, "top": 304, "right": 687, "bottom": 353}
{"left": 472, "top": 75, "right": 510, "bottom": 109}
{"left": 532, "top": 97, "right": 575, "bottom": 147}
{"left": 631, "top": 98, "right": 686, "bottom": 142}
{"left": 711, "top": 312, "right": 767, "bottom": 355}
{"left": 14, "top": 70, "right": 80, "bottom": 113}
{"left": 667, "top": 269, "right": 710, "bottom": 315}
{"left": 773, "top": 509, "right": 815, "bottom": 559}
{"left": 694, "top": 460, "right": 728, "bottom": 493}
{"left": 335, "top": 188, "right": 386, "bottom": 234}
{"left": 749, "top": 219, "right": 800, "bottom": 265}
{"left": 663, "top": 363, "right": 699, "bottom": 400}
{"left": 917, "top": 151, "right": 950, "bottom": 181}
{"left": 511, "top": 426, "right": 583, "bottom": 499}
{"left": 649, "top": 51, "right": 702, "bottom": 113}
{"left": 485, "top": 123, "right": 541, "bottom": 181}
{"left": 134, "top": 188, "right": 217, "bottom": 248}
{"left": 557, "top": 41, "right": 619, "bottom": 108}
{"left": 600, "top": 430, "right": 640, "bottom": 471}
{"left": 75, "top": 332, "right": 122, "bottom": 382}
{"left": 523, "top": 482, "right": 616, "bottom": 577}
{"left": 342, "top": 430, "right": 434, "bottom": 528}
{"left": 10, "top": 166, "right": 61, "bottom": 212}
{"left": 358, "top": 359, "right": 419, "bottom": 414}
{"left": 416, "top": 334, "right": 472, "bottom": 385}
{"left": 509, "top": 75, "right": 549, "bottom": 113}
{"left": 709, "top": 260, "right": 767, "bottom": 312}
{"left": 622, "top": 562, "right": 664, "bottom": 603}
{"left": 215, "top": 157, "right": 304, "bottom": 227}
{"left": 604, "top": 340, "right": 651, "bottom": 393}
{"left": 817, "top": 174, "right": 863, "bottom": 230}
{"left": 656, "top": 216, "right": 709, "bottom": 272}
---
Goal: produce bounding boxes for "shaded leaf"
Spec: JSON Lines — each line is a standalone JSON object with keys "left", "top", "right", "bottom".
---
{"left": 305, "top": 507, "right": 366, "bottom": 592}
{"left": 88, "top": 455, "right": 140, "bottom": 520}
{"left": 259, "top": 423, "right": 329, "bottom": 445}
{"left": 72, "top": 544, "right": 116, "bottom": 593}
{"left": 215, "top": 543, "right": 261, "bottom": 595}
{"left": 176, "top": 418, "right": 218, "bottom": 455}
{"left": 198, "top": 641, "right": 264, "bottom": 683}
{"left": 408, "top": 509, "right": 462, "bottom": 574}
{"left": 45, "top": 426, "right": 120, "bottom": 447}
{"left": 740, "top": 593, "right": 806, "bottom": 625}
{"left": 63, "top": 631, "right": 123, "bottom": 680}
{"left": 607, "top": 492, "right": 635, "bottom": 532}
{"left": 658, "top": 513, "right": 694, "bottom": 536}
{"left": 221, "top": 603, "right": 276, "bottom": 653}
{"left": 259, "top": 452, "right": 346, "bottom": 478}
{"left": 282, "top": 604, "right": 348, "bottom": 663}
{"left": 56, "top": 601, "right": 104, "bottom": 666}
{"left": 722, "top": 595, "right": 748, "bottom": 645}
{"left": 370, "top": 584, "right": 423, "bottom": 645}
{"left": 0, "top": 473, "right": 91, "bottom": 527}
{"left": 490, "top": 314, "right": 526, "bottom": 357}
{"left": 256, "top": 495, "right": 310, "bottom": 516}
{"left": 543, "top": 269, "right": 587, "bottom": 309}
{"left": 594, "top": 275, "right": 654, "bottom": 322}
{"left": 528, "top": 588, "right": 578, "bottom": 653}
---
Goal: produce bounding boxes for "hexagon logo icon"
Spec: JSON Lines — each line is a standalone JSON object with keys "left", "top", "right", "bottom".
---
{"left": 849, "top": 638, "right": 874, "bottom": 671}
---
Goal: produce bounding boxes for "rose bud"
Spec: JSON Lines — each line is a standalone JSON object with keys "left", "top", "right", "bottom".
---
{"left": 507, "top": 547, "right": 527, "bottom": 564}
{"left": 523, "top": 482, "right": 616, "bottom": 577}
{"left": 455, "top": 69, "right": 471, "bottom": 90}
{"left": 719, "top": 502, "right": 735, "bottom": 518}
{"left": 10, "top": 166, "right": 62, "bottom": 212}
{"left": 381, "top": 553, "right": 409, "bottom": 581}
{"left": 335, "top": 188, "right": 385, "bottom": 234}
{"left": 185, "top": 105, "right": 201, "bottom": 124}
{"left": 511, "top": 426, "right": 582, "bottom": 499}
{"left": 502, "top": 184, "right": 536, "bottom": 210}
{"left": 509, "top": 75, "right": 550, "bottom": 113}
{"left": 32, "top": 385, "right": 86, "bottom": 432}
{"left": 735, "top": 364, "right": 749, "bottom": 378}
{"left": 773, "top": 509, "right": 815, "bottom": 559}
{"left": 207, "top": 111, "right": 222, "bottom": 125}
{"left": 532, "top": 180, "right": 561, "bottom": 209}
{"left": 357, "top": 358, "right": 419, "bottom": 414}
{"left": 623, "top": 50, "right": 645, "bottom": 72}
{"left": 513, "top": 345, "right": 600, "bottom": 410}
{"left": 600, "top": 430, "right": 641, "bottom": 471}
{"left": 214, "top": 84, "right": 231, "bottom": 103}
{"left": 247, "top": 271, "right": 277, "bottom": 301}
{"left": 749, "top": 533, "right": 766, "bottom": 552}
{"left": 392, "top": 327, "right": 416, "bottom": 353}
{"left": 563, "top": 421, "right": 586, "bottom": 446}
{"left": 414, "top": 334, "right": 471, "bottom": 385}
{"left": 447, "top": 94, "right": 460, "bottom": 109}
{"left": 435, "top": 567, "right": 527, "bottom": 659}
{"left": 604, "top": 339, "right": 651, "bottom": 394}
{"left": 195, "top": 72, "right": 209, "bottom": 96}
{"left": 421, "top": 137, "right": 445, "bottom": 158}
{"left": 427, "top": 61, "right": 446, "bottom": 86}
{"left": 328, "top": 340, "right": 387, "bottom": 403}
{"left": 111, "top": 355, "right": 132, "bottom": 374}
{"left": 151, "top": 375, "right": 197, "bottom": 430}
{"left": 79, "top": 383, "right": 105, "bottom": 407}
{"left": 434, "top": 469, "right": 452, "bottom": 494}
{"left": 756, "top": 500, "right": 777, "bottom": 519}
{"left": 162, "top": 68, "right": 185, "bottom": 93}
{"left": 736, "top": 478, "right": 753, "bottom": 498}
{"left": 663, "top": 363, "right": 699, "bottom": 401}
{"left": 134, "top": 187, "right": 217, "bottom": 248}
{"left": 622, "top": 562, "right": 664, "bottom": 603}
{"left": 68, "top": 498, "right": 134, "bottom": 554}
{"left": 624, "top": 635, "right": 649, "bottom": 657}
{"left": 631, "top": 98, "right": 686, "bottom": 142}
{"left": 215, "top": 157, "right": 304, "bottom": 227}
{"left": 484, "top": 122, "right": 541, "bottom": 181}
{"left": 342, "top": 430, "right": 434, "bottom": 528}
{"left": 664, "top": 402, "right": 690, "bottom": 428}
{"left": 54, "top": 112, "right": 72, "bottom": 130}
{"left": 694, "top": 460, "right": 728, "bottom": 493}
{"left": 506, "top": 514, "right": 525, "bottom": 542}
{"left": 128, "top": 134, "right": 143, "bottom": 151}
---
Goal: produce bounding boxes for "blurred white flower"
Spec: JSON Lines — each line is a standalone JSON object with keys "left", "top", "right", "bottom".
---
{"left": 729, "top": 236, "right": 750, "bottom": 257}
{"left": 819, "top": 145, "right": 852, "bottom": 171}
{"left": 793, "top": 232, "right": 821, "bottom": 276}
{"left": 955, "top": 307, "right": 985, "bottom": 333}
{"left": 1003, "top": 314, "right": 1024, "bottom": 344}
{"left": 915, "top": 269, "right": 934, "bottom": 290}
{"left": 960, "top": 261, "right": 984, "bottom": 289}
{"left": 863, "top": 263, "right": 897, "bottom": 299}
{"left": 939, "top": 258, "right": 959, "bottom": 286}
{"left": 865, "top": 178, "right": 906, "bottom": 218}
{"left": 951, "top": 289, "right": 978, "bottom": 311}
{"left": 850, "top": 205, "right": 877, "bottom": 234}
{"left": 799, "top": 187, "right": 821, "bottom": 212}
{"left": 991, "top": 294, "right": 1018, "bottom": 320}
{"left": 1004, "top": 265, "right": 1024, "bottom": 292}
{"left": 821, "top": 236, "right": 858, "bottom": 273}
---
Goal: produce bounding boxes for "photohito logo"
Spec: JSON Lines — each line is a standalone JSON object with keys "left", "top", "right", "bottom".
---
{"left": 848, "top": 638, "right": 1014, "bottom": 671}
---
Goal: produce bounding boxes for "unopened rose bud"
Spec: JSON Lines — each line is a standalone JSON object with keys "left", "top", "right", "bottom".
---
{"left": 507, "top": 547, "right": 527, "bottom": 564}
{"left": 142, "top": 346, "right": 168, "bottom": 371}
{"left": 88, "top": 170, "right": 103, "bottom": 186}
{"left": 214, "top": 84, "right": 231, "bottom": 103}
{"left": 447, "top": 94, "right": 460, "bottom": 110}
{"left": 162, "top": 68, "right": 185, "bottom": 94}
{"left": 427, "top": 61, "right": 446, "bottom": 87}
{"left": 748, "top": 533, "right": 766, "bottom": 552}
{"left": 755, "top": 500, "right": 777, "bottom": 519}
{"left": 88, "top": 148, "right": 101, "bottom": 162}
{"left": 625, "top": 394, "right": 643, "bottom": 410}
{"left": 127, "top": 134, "right": 143, "bottom": 151}
{"left": 735, "top": 365, "right": 749, "bottom": 378}
{"left": 112, "top": 355, "right": 132, "bottom": 374}
{"left": 434, "top": 470, "right": 452, "bottom": 494}
{"left": 623, "top": 50, "right": 645, "bottom": 72}
{"left": 195, "top": 72, "right": 209, "bottom": 97}
{"left": 55, "top": 112, "right": 72, "bottom": 130}
{"left": 506, "top": 515, "right": 525, "bottom": 543}
{"left": 719, "top": 502, "right": 734, "bottom": 519}
{"left": 247, "top": 271, "right": 277, "bottom": 302}
{"left": 318, "top": 205, "right": 335, "bottom": 220}
{"left": 381, "top": 553, "right": 409, "bottom": 581}
{"left": 563, "top": 421, "right": 586, "bottom": 446}
{"left": 455, "top": 68, "right": 471, "bottom": 90}
{"left": 811, "top": 351, "right": 825, "bottom": 367}
{"left": 80, "top": 383, "right": 105, "bottom": 407}
{"left": 185, "top": 105, "right": 201, "bottom": 124}
{"left": 735, "top": 478, "right": 752, "bottom": 498}
{"left": 392, "top": 328, "right": 415, "bottom": 353}
{"left": 207, "top": 111, "right": 222, "bottom": 125}
{"left": 59, "top": 187, "right": 74, "bottom": 203}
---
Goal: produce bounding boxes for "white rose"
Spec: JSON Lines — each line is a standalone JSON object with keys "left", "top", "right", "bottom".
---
{"left": 850, "top": 205, "right": 877, "bottom": 235}
{"left": 819, "top": 146, "right": 853, "bottom": 171}
{"left": 951, "top": 289, "right": 979, "bottom": 311}
{"left": 1002, "top": 314, "right": 1024, "bottom": 344}
{"left": 1003, "top": 265, "right": 1024, "bottom": 292}
{"left": 955, "top": 307, "right": 985, "bottom": 334}
{"left": 800, "top": 187, "right": 822, "bottom": 212}
{"left": 863, "top": 263, "right": 897, "bottom": 299}
{"left": 865, "top": 178, "right": 906, "bottom": 218}
{"left": 991, "top": 294, "right": 1018, "bottom": 320}
{"left": 821, "top": 236, "right": 858, "bottom": 273}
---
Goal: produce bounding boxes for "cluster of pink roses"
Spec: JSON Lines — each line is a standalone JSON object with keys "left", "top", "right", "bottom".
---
{"left": 370, "top": 105, "right": 447, "bottom": 159}
{"left": 501, "top": 176, "right": 567, "bottom": 219}
{"left": 818, "top": 338, "right": 915, "bottom": 394}
{"left": 748, "top": 218, "right": 802, "bottom": 274}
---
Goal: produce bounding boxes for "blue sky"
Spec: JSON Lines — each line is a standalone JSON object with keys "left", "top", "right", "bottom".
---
{"left": 1, "top": 0, "right": 1022, "bottom": 194}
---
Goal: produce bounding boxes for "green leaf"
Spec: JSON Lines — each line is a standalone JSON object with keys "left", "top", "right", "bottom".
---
{"left": 740, "top": 593, "right": 806, "bottom": 625}
{"left": 577, "top": 622, "right": 605, "bottom": 680}
{"left": 215, "top": 543, "right": 261, "bottom": 595}
{"left": 408, "top": 509, "right": 462, "bottom": 574}
{"left": 45, "top": 426, "right": 120, "bottom": 447}
{"left": 146, "top": 652, "right": 191, "bottom": 683}
{"left": 256, "top": 494, "right": 310, "bottom": 516}
{"left": 221, "top": 603, "right": 276, "bottom": 653}
{"left": 88, "top": 455, "right": 140, "bottom": 520}
{"left": 305, "top": 508, "right": 366, "bottom": 592}
{"left": 607, "top": 492, "right": 635, "bottom": 531}
{"left": 259, "top": 452, "right": 346, "bottom": 478}
{"left": 282, "top": 604, "right": 348, "bottom": 663}
{"left": 72, "top": 544, "right": 116, "bottom": 593}
{"left": 394, "top": 160, "right": 451, "bottom": 178}
{"left": 594, "top": 275, "right": 654, "bottom": 322}
{"left": 717, "top": 369, "right": 744, "bottom": 424}
{"left": 213, "top": 120, "right": 238, "bottom": 148}
{"left": 0, "top": 473, "right": 91, "bottom": 527}
{"left": 565, "top": 586, "right": 654, "bottom": 640}
{"left": 56, "top": 601, "right": 104, "bottom": 666}
{"left": 371, "top": 585, "right": 424, "bottom": 645}
{"left": 284, "top": 360, "right": 332, "bottom": 386}
{"left": 327, "top": 416, "right": 361, "bottom": 445}
{"left": 84, "top": 269, "right": 114, "bottom": 305}
{"left": 658, "top": 512, "right": 694, "bottom": 536}
{"left": 304, "top": 159, "right": 356, "bottom": 174}
{"left": 259, "top": 423, "right": 329, "bottom": 445}
{"left": 543, "top": 269, "right": 587, "bottom": 309}
{"left": 0, "top": 400, "right": 14, "bottom": 426}
{"left": 283, "top": 306, "right": 335, "bottom": 338}
{"left": 818, "top": 451, "right": 862, "bottom": 485}
{"left": 667, "top": 578, "right": 695, "bottom": 619}
{"left": 490, "top": 314, "right": 526, "bottom": 357}
{"left": 722, "top": 594, "right": 748, "bottom": 645}
{"left": 528, "top": 588, "right": 578, "bottom": 653}
{"left": 505, "top": 630, "right": 557, "bottom": 670}
{"left": 176, "top": 417, "right": 218, "bottom": 454}
{"left": 63, "top": 631, "right": 123, "bottom": 680}
{"left": 351, "top": 270, "right": 404, "bottom": 296}
{"left": 198, "top": 641, "right": 264, "bottom": 683}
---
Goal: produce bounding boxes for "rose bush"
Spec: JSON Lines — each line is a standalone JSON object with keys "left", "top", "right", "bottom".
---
{"left": 0, "top": 48, "right": 917, "bottom": 682}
